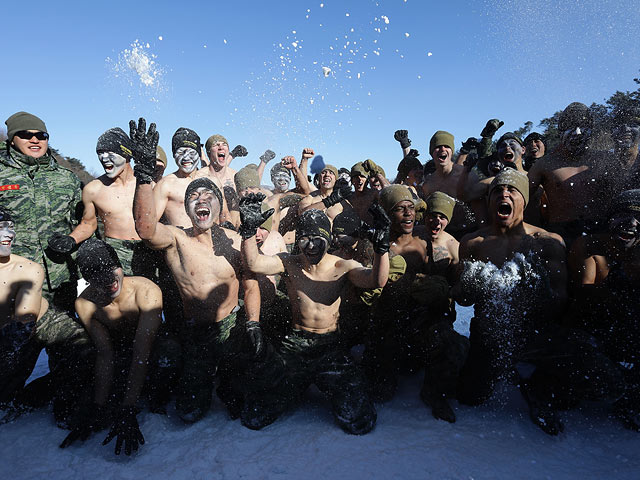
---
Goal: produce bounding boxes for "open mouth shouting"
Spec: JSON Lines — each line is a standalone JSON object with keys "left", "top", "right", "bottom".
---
{"left": 195, "top": 204, "right": 211, "bottom": 223}
{"left": 497, "top": 201, "right": 513, "bottom": 220}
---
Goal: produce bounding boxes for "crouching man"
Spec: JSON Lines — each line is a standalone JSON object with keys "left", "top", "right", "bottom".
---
{"left": 60, "top": 239, "right": 180, "bottom": 455}
{"left": 239, "top": 196, "right": 390, "bottom": 434}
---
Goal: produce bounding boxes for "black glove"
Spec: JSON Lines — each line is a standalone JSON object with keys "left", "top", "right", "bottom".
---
{"left": 103, "top": 406, "right": 144, "bottom": 456}
{"left": 231, "top": 145, "right": 248, "bottom": 158}
{"left": 260, "top": 149, "right": 276, "bottom": 163}
{"left": 238, "top": 193, "right": 274, "bottom": 239}
{"left": 460, "top": 137, "right": 479, "bottom": 154}
{"left": 245, "top": 320, "right": 266, "bottom": 359}
{"left": 407, "top": 148, "right": 420, "bottom": 158}
{"left": 394, "top": 129, "right": 411, "bottom": 149}
{"left": 129, "top": 117, "right": 159, "bottom": 184}
{"left": 47, "top": 233, "right": 77, "bottom": 254}
{"left": 322, "top": 181, "right": 353, "bottom": 208}
{"left": 368, "top": 203, "right": 391, "bottom": 254}
{"left": 480, "top": 119, "right": 504, "bottom": 138}
{"left": 60, "top": 403, "right": 109, "bottom": 449}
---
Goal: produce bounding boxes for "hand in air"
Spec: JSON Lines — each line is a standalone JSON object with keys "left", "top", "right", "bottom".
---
{"left": 480, "top": 119, "right": 504, "bottom": 138}
{"left": 260, "top": 149, "right": 276, "bottom": 163}
{"left": 368, "top": 203, "right": 391, "bottom": 254}
{"left": 394, "top": 129, "right": 411, "bottom": 149}
{"left": 231, "top": 145, "right": 248, "bottom": 158}
{"left": 238, "top": 193, "right": 274, "bottom": 239}
{"left": 129, "top": 117, "right": 159, "bottom": 184}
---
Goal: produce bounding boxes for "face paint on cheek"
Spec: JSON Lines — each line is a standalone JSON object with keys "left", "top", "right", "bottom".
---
{"left": 0, "top": 223, "right": 16, "bottom": 256}
{"left": 99, "top": 152, "right": 127, "bottom": 179}
{"left": 175, "top": 148, "right": 200, "bottom": 173}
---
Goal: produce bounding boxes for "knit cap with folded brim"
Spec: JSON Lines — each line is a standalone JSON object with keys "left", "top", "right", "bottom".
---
{"left": 234, "top": 164, "right": 260, "bottom": 191}
{"left": 5, "top": 111, "right": 47, "bottom": 140}
{"left": 429, "top": 130, "right": 455, "bottom": 155}
{"left": 488, "top": 168, "right": 529, "bottom": 207}
{"left": 426, "top": 192, "right": 456, "bottom": 221}
{"left": 379, "top": 184, "right": 416, "bottom": 213}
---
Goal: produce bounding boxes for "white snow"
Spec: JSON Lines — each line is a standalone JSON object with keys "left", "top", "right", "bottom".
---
{"left": 1, "top": 306, "right": 639, "bottom": 479}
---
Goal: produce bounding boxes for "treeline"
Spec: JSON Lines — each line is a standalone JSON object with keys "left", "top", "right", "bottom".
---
{"left": 513, "top": 70, "right": 640, "bottom": 152}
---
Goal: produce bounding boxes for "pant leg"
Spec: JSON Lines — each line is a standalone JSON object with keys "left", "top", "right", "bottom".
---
{"left": 175, "top": 327, "right": 218, "bottom": 424}
{"left": 33, "top": 307, "right": 95, "bottom": 426}
{"left": 422, "top": 320, "right": 470, "bottom": 402}
{"left": 313, "top": 341, "right": 377, "bottom": 435}
{"left": 457, "top": 320, "right": 504, "bottom": 406}
{"left": 146, "top": 333, "right": 182, "bottom": 412}
{"left": 240, "top": 333, "right": 312, "bottom": 431}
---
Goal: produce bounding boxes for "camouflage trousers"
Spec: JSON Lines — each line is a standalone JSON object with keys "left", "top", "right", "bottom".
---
{"left": 33, "top": 307, "right": 95, "bottom": 424}
{"left": 363, "top": 303, "right": 469, "bottom": 403}
{"left": 103, "top": 237, "right": 160, "bottom": 282}
{"left": 241, "top": 329, "right": 376, "bottom": 435}
{"left": 175, "top": 309, "right": 247, "bottom": 423}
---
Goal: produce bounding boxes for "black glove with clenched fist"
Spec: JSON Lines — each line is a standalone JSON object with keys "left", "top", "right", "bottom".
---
{"left": 394, "top": 129, "right": 411, "bottom": 149}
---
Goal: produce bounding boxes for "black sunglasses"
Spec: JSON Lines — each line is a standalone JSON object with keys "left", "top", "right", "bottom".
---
{"left": 15, "top": 131, "right": 49, "bottom": 141}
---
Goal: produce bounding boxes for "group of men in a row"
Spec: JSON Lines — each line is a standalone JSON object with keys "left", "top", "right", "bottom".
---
{"left": 0, "top": 102, "right": 638, "bottom": 455}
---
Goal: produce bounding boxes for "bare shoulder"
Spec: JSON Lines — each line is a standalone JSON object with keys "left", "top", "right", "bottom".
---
{"left": 82, "top": 177, "right": 105, "bottom": 196}
{"left": 528, "top": 224, "right": 565, "bottom": 247}
{"left": 75, "top": 293, "right": 98, "bottom": 322}
{"left": 129, "top": 276, "right": 162, "bottom": 306}
{"left": 10, "top": 254, "right": 44, "bottom": 280}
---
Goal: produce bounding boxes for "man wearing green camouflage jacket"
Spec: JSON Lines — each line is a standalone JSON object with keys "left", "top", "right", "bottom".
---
{"left": 0, "top": 111, "right": 93, "bottom": 426}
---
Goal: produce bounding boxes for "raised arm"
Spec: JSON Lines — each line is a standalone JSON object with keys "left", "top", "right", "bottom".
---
{"left": 256, "top": 149, "right": 276, "bottom": 185}
{"left": 130, "top": 118, "right": 176, "bottom": 250}
{"left": 348, "top": 203, "right": 390, "bottom": 288}
{"left": 239, "top": 193, "right": 286, "bottom": 275}
{"left": 394, "top": 130, "right": 412, "bottom": 157}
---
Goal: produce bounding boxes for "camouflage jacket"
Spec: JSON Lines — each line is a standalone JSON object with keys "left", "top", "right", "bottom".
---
{"left": 0, "top": 141, "right": 82, "bottom": 292}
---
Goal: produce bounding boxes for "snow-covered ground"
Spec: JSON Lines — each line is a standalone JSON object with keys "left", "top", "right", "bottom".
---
{"left": 1, "top": 306, "right": 638, "bottom": 480}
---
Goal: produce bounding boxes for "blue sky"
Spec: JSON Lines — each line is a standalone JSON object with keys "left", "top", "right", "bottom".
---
{"left": 3, "top": 0, "right": 640, "bottom": 178}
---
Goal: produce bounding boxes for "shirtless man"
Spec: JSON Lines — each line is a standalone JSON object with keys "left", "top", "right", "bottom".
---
{"left": 130, "top": 118, "right": 261, "bottom": 423}
{"left": 348, "top": 161, "right": 379, "bottom": 224}
{"left": 513, "top": 189, "right": 640, "bottom": 434}
{"left": 523, "top": 132, "right": 545, "bottom": 172}
{"left": 422, "top": 130, "right": 475, "bottom": 238}
{"left": 204, "top": 133, "right": 236, "bottom": 192}
{"left": 49, "top": 128, "right": 154, "bottom": 277}
{"left": 423, "top": 192, "right": 459, "bottom": 282}
{"left": 298, "top": 164, "right": 352, "bottom": 221}
{"left": 238, "top": 197, "right": 390, "bottom": 434}
{"left": 528, "top": 102, "right": 612, "bottom": 246}
{"left": 461, "top": 133, "right": 538, "bottom": 227}
{"left": 362, "top": 185, "right": 468, "bottom": 422}
{"left": 0, "top": 207, "right": 47, "bottom": 408}
{"left": 153, "top": 127, "right": 225, "bottom": 228}
{"left": 453, "top": 169, "right": 567, "bottom": 428}
{"left": 60, "top": 239, "right": 178, "bottom": 455}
